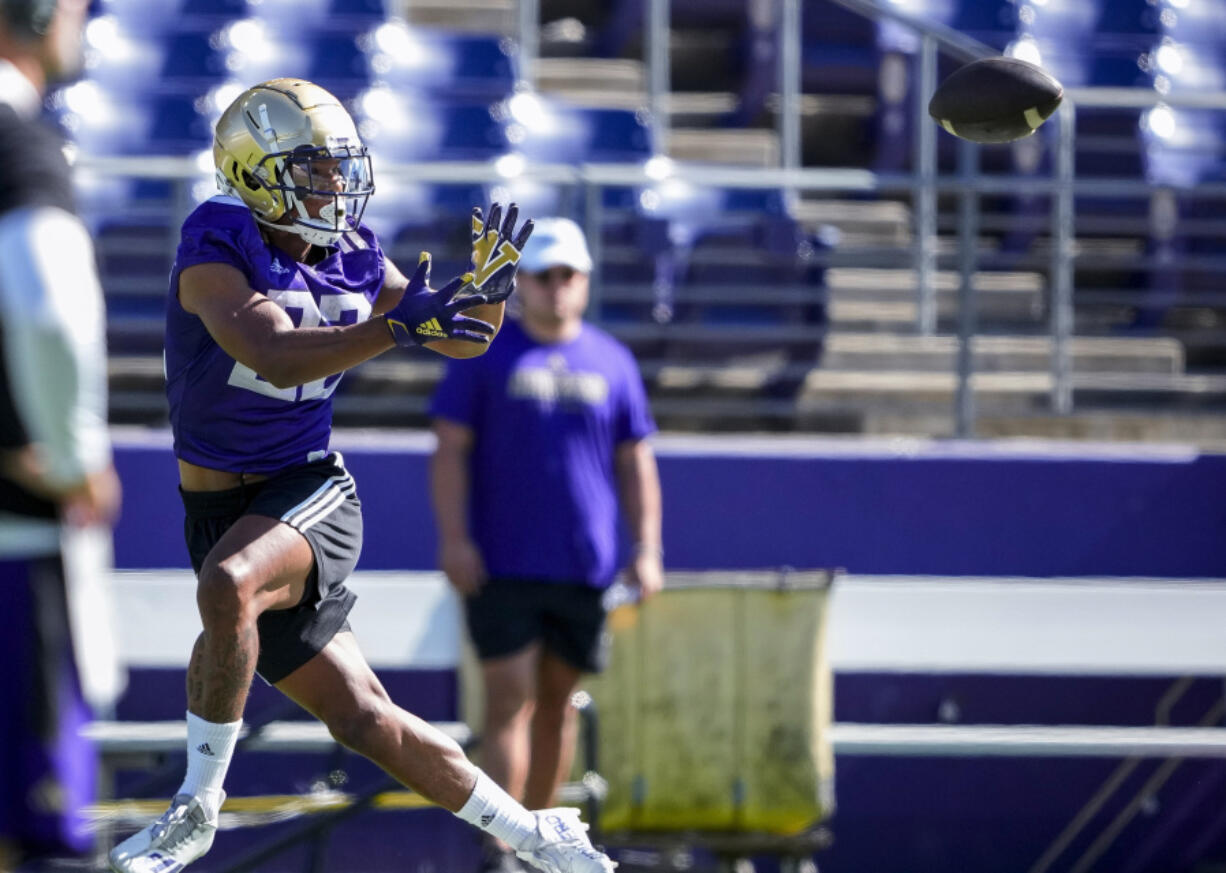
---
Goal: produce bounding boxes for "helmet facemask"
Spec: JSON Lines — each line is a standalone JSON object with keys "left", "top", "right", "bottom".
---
{"left": 254, "top": 142, "right": 375, "bottom": 247}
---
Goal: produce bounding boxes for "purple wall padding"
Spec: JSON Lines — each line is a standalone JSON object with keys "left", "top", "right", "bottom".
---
{"left": 114, "top": 435, "right": 1226, "bottom": 578}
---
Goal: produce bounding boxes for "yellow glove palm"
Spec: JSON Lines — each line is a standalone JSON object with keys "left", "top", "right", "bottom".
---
{"left": 467, "top": 202, "right": 534, "bottom": 301}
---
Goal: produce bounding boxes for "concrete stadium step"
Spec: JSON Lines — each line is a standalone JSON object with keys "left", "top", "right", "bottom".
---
{"left": 821, "top": 333, "right": 1185, "bottom": 375}
{"left": 937, "top": 411, "right": 1226, "bottom": 445}
{"left": 826, "top": 268, "right": 1046, "bottom": 329}
{"left": 666, "top": 128, "right": 780, "bottom": 167}
{"left": 793, "top": 198, "right": 912, "bottom": 248}
{"left": 645, "top": 399, "right": 1226, "bottom": 444}
{"left": 661, "top": 91, "right": 874, "bottom": 127}
{"left": 345, "top": 358, "right": 445, "bottom": 391}
{"left": 828, "top": 300, "right": 1044, "bottom": 331}
{"left": 825, "top": 268, "right": 1045, "bottom": 301}
{"left": 534, "top": 58, "right": 646, "bottom": 106}
{"left": 662, "top": 91, "right": 740, "bottom": 125}
{"left": 399, "top": 0, "right": 515, "bottom": 33}
{"left": 797, "top": 370, "right": 1226, "bottom": 416}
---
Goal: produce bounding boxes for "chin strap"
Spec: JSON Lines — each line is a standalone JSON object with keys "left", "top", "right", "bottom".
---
{"left": 253, "top": 213, "right": 344, "bottom": 248}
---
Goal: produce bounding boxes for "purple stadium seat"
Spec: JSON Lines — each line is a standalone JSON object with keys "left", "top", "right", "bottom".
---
{"left": 950, "top": 0, "right": 1018, "bottom": 47}
{"left": 1095, "top": 0, "right": 1163, "bottom": 41}
{"left": 372, "top": 183, "right": 489, "bottom": 280}
{"left": 800, "top": 0, "right": 879, "bottom": 95}
{"left": 55, "top": 85, "right": 211, "bottom": 155}
{"left": 480, "top": 179, "right": 566, "bottom": 220}
{"left": 360, "top": 179, "right": 466, "bottom": 240}
{"left": 304, "top": 26, "right": 377, "bottom": 98}
{"left": 592, "top": 0, "right": 746, "bottom": 58}
{"left": 249, "top": 0, "right": 385, "bottom": 37}
{"left": 83, "top": 19, "right": 232, "bottom": 96}
{"left": 356, "top": 91, "right": 510, "bottom": 162}
{"left": 507, "top": 94, "right": 654, "bottom": 164}
{"left": 1144, "top": 108, "right": 1226, "bottom": 188}
{"left": 1161, "top": 0, "right": 1226, "bottom": 46}
{"left": 367, "top": 24, "right": 518, "bottom": 100}
{"left": 97, "top": 0, "right": 252, "bottom": 35}
{"left": 215, "top": 18, "right": 310, "bottom": 84}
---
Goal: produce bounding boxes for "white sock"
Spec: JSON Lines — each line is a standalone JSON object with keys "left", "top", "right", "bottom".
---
{"left": 455, "top": 771, "right": 539, "bottom": 851}
{"left": 177, "top": 711, "right": 242, "bottom": 820}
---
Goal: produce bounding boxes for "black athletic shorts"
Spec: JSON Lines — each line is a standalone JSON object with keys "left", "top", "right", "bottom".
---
{"left": 180, "top": 451, "right": 362, "bottom": 684}
{"left": 464, "top": 579, "right": 609, "bottom": 673}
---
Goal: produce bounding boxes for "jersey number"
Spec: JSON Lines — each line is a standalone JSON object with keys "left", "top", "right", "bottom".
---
{"left": 226, "top": 290, "right": 371, "bottom": 401}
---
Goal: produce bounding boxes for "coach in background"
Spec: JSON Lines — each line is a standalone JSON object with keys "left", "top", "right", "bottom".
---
{"left": 0, "top": 0, "right": 124, "bottom": 871}
{"left": 431, "top": 217, "right": 664, "bottom": 873}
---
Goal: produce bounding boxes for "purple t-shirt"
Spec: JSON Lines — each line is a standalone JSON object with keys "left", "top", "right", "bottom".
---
{"left": 430, "top": 318, "right": 656, "bottom": 588}
{"left": 165, "top": 196, "right": 386, "bottom": 472}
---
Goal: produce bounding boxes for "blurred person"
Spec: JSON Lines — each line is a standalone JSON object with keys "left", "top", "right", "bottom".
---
{"left": 430, "top": 217, "right": 664, "bottom": 873}
{"left": 108, "top": 79, "right": 614, "bottom": 873}
{"left": 0, "top": 0, "right": 125, "bottom": 870}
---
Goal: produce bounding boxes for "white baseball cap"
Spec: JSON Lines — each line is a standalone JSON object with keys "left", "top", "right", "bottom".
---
{"left": 518, "top": 217, "right": 593, "bottom": 274}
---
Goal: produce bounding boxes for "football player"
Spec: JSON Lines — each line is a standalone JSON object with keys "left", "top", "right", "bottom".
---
{"left": 108, "top": 79, "right": 614, "bottom": 873}
{"left": 0, "top": 1, "right": 122, "bottom": 870}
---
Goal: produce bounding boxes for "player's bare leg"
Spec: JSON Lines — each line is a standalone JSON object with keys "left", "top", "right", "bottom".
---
{"left": 280, "top": 633, "right": 614, "bottom": 873}
{"left": 277, "top": 631, "right": 477, "bottom": 808}
{"left": 190, "top": 516, "right": 312, "bottom": 722}
{"left": 110, "top": 517, "right": 313, "bottom": 873}
{"left": 523, "top": 651, "right": 583, "bottom": 810}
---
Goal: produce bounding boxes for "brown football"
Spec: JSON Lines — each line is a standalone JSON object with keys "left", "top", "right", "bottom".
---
{"left": 928, "top": 57, "right": 1064, "bottom": 144}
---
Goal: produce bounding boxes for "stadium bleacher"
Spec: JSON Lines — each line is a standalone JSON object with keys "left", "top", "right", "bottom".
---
{"left": 61, "top": 0, "right": 1226, "bottom": 438}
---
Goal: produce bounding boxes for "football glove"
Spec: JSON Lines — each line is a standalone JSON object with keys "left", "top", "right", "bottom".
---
{"left": 468, "top": 201, "right": 534, "bottom": 303}
{"left": 384, "top": 253, "right": 496, "bottom": 348}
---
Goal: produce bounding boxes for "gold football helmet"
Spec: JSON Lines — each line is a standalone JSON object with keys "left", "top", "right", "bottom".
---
{"left": 213, "top": 78, "right": 375, "bottom": 246}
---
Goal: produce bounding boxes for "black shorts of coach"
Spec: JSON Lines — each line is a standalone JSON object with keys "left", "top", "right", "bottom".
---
{"left": 180, "top": 452, "right": 362, "bottom": 684}
{"left": 464, "top": 578, "right": 609, "bottom": 674}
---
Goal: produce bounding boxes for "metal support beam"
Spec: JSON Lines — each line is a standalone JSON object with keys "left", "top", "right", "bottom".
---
{"left": 518, "top": 0, "right": 539, "bottom": 86}
{"left": 1050, "top": 101, "right": 1077, "bottom": 415}
{"left": 778, "top": 0, "right": 801, "bottom": 170}
{"left": 914, "top": 35, "right": 938, "bottom": 335}
{"left": 648, "top": 0, "right": 671, "bottom": 151}
{"left": 955, "top": 137, "right": 980, "bottom": 438}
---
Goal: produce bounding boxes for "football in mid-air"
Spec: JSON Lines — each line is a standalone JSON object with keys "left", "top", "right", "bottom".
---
{"left": 928, "top": 57, "right": 1064, "bottom": 144}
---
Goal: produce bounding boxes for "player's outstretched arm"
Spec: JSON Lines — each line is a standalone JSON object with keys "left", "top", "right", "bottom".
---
{"left": 180, "top": 261, "right": 401, "bottom": 388}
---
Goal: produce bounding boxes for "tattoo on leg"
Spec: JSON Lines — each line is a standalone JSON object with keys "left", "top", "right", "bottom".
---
{"left": 192, "top": 624, "right": 258, "bottom": 723}
{"left": 186, "top": 634, "right": 206, "bottom": 711}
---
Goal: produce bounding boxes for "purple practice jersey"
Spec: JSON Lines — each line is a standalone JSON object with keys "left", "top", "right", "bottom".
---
{"left": 165, "top": 196, "right": 385, "bottom": 473}
{"left": 431, "top": 319, "right": 656, "bottom": 588}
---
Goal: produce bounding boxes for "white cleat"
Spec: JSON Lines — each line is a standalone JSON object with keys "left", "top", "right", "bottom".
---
{"left": 516, "top": 808, "right": 617, "bottom": 873}
{"left": 108, "top": 793, "right": 220, "bottom": 873}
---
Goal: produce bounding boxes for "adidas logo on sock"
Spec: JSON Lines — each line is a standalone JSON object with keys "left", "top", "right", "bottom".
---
{"left": 196, "top": 742, "right": 214, "bottom": 756}
{"left": 480, "top": 813, "right": 495, "bottom": 828}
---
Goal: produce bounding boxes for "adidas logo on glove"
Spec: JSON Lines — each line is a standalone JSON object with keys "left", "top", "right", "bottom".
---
{"left": 415, "top": 318, "right": 448, "bottom": 339}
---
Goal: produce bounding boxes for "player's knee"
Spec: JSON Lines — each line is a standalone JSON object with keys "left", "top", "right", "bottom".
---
{"left": 196, "top": 560, "right": 259, "bottom": 627}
